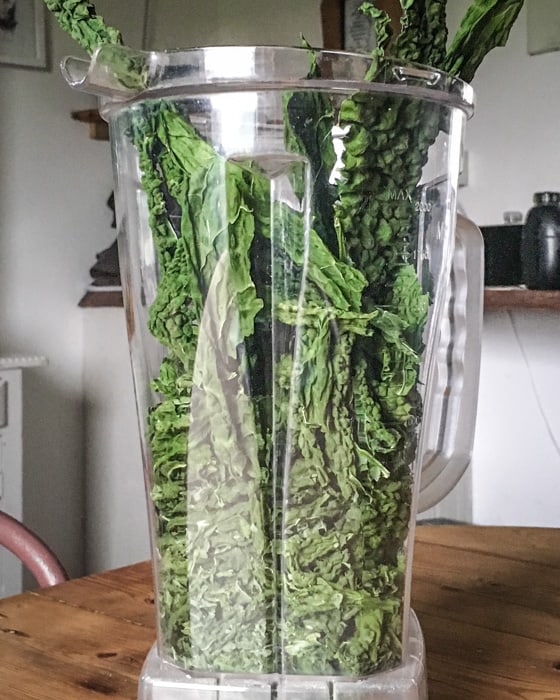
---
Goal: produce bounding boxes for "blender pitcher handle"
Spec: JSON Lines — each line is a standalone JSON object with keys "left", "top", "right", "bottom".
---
{"left": 418, "top": 214, "right": 484, "bottom": 513}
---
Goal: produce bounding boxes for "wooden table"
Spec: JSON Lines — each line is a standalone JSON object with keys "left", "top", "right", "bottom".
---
{"left": 2, "top": 526, "right": 560, "bottom": 699}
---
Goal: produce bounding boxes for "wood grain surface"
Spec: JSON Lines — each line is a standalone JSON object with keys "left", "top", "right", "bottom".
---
{"left": 484, "top": 287, "right": 560, "bottom": 310}
{"left": 1, "top": 526, "right": 560, "bottom": 699}
{"left": 413, "top": 526, "right": 560, "bottom": 699}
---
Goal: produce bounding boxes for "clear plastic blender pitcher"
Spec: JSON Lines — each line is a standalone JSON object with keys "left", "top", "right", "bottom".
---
{"left": 63, "top": 44, "right": 475, "bottom": 699}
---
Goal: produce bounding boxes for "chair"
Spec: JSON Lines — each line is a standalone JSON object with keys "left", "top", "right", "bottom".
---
{"left": 0, "top": 510, "right": 68, "bottom": 588}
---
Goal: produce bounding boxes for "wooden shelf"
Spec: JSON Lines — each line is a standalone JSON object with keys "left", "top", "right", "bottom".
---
{"left": 71, "top": 109, "right": 109, "bottom": 141}
{"left": 484, "top": 287, "right": 560, "bottom": 310}
{"left": 79, "top": 289, "right": 123, "bottom": 308}
{"left": 320, "top": 0, "right": 402, "bottom": 49}
{"left": 79, "top": 287, "right": 560, "bottom": 311}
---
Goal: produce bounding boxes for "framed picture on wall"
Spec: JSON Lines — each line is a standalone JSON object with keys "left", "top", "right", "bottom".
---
{"left": 320, "top": 0, "right": 402, "bottom": 51}
{"left": 0, "top": 0, "right": 47, "bottom": 69}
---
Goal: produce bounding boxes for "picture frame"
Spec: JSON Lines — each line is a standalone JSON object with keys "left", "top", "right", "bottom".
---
{"left": 320, "top": 0, "right": 402, "bottom": 51}
{"left": 0, "top": 0, "right": 47, "bottom": 69}
{"left": 527, "top": 0, "right": 560, "bottom": 56}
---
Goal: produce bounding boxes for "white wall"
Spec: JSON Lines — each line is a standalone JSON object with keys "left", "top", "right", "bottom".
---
{"left": 449, "top": 2, "right": 560, "bottom": 224}
{"left": 146, "top": 0, "right": 323, "bottom": 49}
{"left": 445, "top": 4, "right": 560, "bottom": 526}
{"left": 473, "top": 311, "right": 560, "bottom": 527}
{"left": 82, "top": 309, "right": 148, "bottom": 571}
{"left": 0, "top": 2, "right": 148, "bottom": 579}
{"left": 0, "top": 13, "right": 114, "bottom": 578}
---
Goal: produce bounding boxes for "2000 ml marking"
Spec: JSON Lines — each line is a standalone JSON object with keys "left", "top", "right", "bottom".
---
{"left": 388, "top": 190, "right": 432, "bottom": 213}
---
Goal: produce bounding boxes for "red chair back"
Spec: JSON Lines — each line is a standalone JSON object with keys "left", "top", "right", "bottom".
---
{"left": 0, "top": 511, "right": 68, "bottom": 588}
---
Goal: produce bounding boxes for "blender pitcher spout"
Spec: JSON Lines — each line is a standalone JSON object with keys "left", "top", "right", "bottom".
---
{"left": 60, "top": 55, "right": 91, "bottom": 90}
{"left": 61, "top": 45, "right": 149, "bottom": 105}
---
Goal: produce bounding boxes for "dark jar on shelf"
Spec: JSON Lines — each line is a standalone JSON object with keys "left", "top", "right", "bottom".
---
{"left": 521, "top": 191, "right": 560, "bottom": 289}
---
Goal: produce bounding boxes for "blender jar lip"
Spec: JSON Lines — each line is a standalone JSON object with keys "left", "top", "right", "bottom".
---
{"left": 63, "top": 44, "right": 475, "bottom": 119}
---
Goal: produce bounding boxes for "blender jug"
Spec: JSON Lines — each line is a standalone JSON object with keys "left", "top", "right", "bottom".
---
{"left": 63, "top": 44, "right": 475, "bottom": 699}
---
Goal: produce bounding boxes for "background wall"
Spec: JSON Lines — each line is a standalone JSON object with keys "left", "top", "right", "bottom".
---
{"left": 145, "top": 0, "right": 323, "bottom": 48}
{"left": 0, "top": 10, "right": 111, "bottom": 578}
{"left": 448, "top": 1, "right": 560, "bottom": 224}
{"left": 446, "top": 2, "right": 560, "bottom": 527}
{"left": 473, "top": 310, "right": 560, "bottom": 527}
{"left": 82, "top": 309, "right": 147, "bottom": 572}
{"left": 0, "top": 0, "right": 148, "bottom": 577}
{"left": 2, "top": 2, "right": 560, "bottom": 582}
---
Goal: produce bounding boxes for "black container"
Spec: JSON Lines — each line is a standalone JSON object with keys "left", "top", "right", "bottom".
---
{"left": 521, "top": 192, "right": 560, "bottom": 290}
{"left": 480, "top": 224, "right": 522, "bottom": 286}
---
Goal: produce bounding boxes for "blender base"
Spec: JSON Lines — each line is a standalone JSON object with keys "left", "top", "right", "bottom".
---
{"left": 138, "top": 609, "right": 427, "bottom": 700}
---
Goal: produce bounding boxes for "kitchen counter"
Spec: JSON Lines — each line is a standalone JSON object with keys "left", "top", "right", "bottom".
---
{"left": 413, "top": 525, "right": 560, "bottom": 698}
{"left": 1, "top": 525, "right": 559, "bottom": 699}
